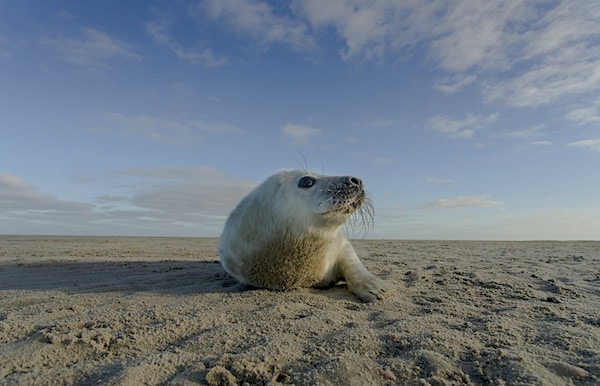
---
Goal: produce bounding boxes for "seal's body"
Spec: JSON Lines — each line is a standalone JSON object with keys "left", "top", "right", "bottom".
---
{"left": 219, "top": 170, "right": 384, "bottom": 302}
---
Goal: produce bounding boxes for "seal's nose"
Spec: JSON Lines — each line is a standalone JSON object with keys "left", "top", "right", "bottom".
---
{"left": 344, "top": 176, "right": 363, "bottom": 188}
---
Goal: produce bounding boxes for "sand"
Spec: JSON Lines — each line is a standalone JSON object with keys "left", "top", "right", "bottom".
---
{"left": 0, "top": 236, "right": 598, "bottom": 385}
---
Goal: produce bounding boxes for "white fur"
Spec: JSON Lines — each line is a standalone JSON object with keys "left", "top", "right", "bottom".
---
{"left": 219, "top": 170, "right": 384, "bottom": 301}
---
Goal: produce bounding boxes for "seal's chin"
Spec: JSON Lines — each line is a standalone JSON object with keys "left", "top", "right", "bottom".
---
{"left": 316, "top": 184, "right": 368, "bottom": 226}
{"left": 320, "top": 197, "right": 363, "bottom": 218}
{"left": 318, "top": 211, "right": 352, "bottom": 228}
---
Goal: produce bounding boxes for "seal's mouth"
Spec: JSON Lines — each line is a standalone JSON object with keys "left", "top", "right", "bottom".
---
{"left": 342, "top": 193, "right": 365, "bottom": 214}
{"left": 323, "top": 187, "right": 366, "bottom": 215}
{"left": 316, "top": 181, "right": 374, "bottom": 234}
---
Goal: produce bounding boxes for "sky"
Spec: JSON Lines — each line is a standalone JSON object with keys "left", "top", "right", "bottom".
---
{"left": 1, "top": 0, "right": 599, "bottom": 240}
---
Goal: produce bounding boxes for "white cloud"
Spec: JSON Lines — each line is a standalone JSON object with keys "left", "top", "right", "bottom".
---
{"left": 522, "top": 1, "right": 600, "bottom": 59}
{"left": 199, "top": 0, "right": 315, "bottom": 51}
{"left": 506, "top": 125, "right": 545, "bottom": 139}
{"left": 206, "top": 94, "right": 221, "bottom": 103}
{"left": 190, "top": 119, "right": 240, "bottom": 134}
{"left": 192, "top": 0, "right": 600, "bottom": 113}
{"left": 294, "top": 1, "right": 600, "bottom": 118}
{"left": 530, "top": 141, "right": 552, "bottom": 146}
{"left": 97, "top": 167, "right": 257, "bottom": 236}
{"left": 297, "top": 1, "right": 533, "bottom": 69}
{"left": 282, "top": 123, "right": 322, "bottom": 144}
{"left": 434, "top": 75, "right": 477, "bottom": 95}
{"left": 4, "top": 172, "right": 598, "bottom": 240}
{"left": 483, "top": 50, "right": 600, "bottom": 107}
{"left": 0, "top": 173, "right": 96, "bottom": 235}
{"left": 300, "top": 0, "right": 467, "bottom": 62}
{"left": 567, "top": 98, "right": 600, "bottom": 125}
{"left": 113, "top": 167, "right": 255, "bottom": 217}
{"left": 144, "top": 16, "right": 228, "bottom": 66}
{"left": 427, "top": 113, "right": 497, "bottom": 138}
{"left": 192, "top": 0, "right": 600, "bottom": 110}
{"left": 428, "top": 1, "right": 531, "bottom": 72}
{"left": 568, "top": 139, "right": 600, "bottom": 152}
{"left": 301, "top": 0, "right": 395, "bottom": 60}
{"left": 480, "top": 1, "right": 600, "bottom": 107}
{"left": 39, "top": 28, "right": 140, "bottom": 70}
{"left": 94, "top": 112, "right": 199, "bottom": 144}
{"left": 92, "top": 112, "right": 240, "bottom": 145}
{"left": 364, "top": 117, "right": 396, "bottom": 128}
{"left": 0, "top": 169, "right": 256, "bottom": 236}
{"left": 421, "top": 195, "right": 504, "bottom": 210}
{"left": 425, "top": 1, "right": 600, "bottom": 109}
{"left": 425, "top": 176, "right": 455, "bottom": 185}
{"left": 0, "top": 173, "right": 91, "bottom": 213}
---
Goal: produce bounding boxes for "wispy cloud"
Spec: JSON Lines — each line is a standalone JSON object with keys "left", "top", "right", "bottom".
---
{"left": 0, "top": 169, "right": 255, "bottom": 236}
{"left": 294, "top": 1, "right": 600, "bottom": 124}
{"left": 568, "top": 139, "right": 600, "bottom": 152}
{"left": 420, "top": 195, "right": 504, "bottom": 210}
{"left": 97, "top": 167, "right": 257, "bottom": 236}
{"left": 504, "top": 125, "right": 554, "bottom": 146}
{"left": 0, "top": 173, "right": 96, "bottom": 235}
{"left": 92, "top": 112, "right": 240, "bottom": 145}
{"left": 193, "top": 0, "right": 600, "bottom": 114}
{"left": 282, "top": 123, "right": 322, "bottom": 144}
{"left": 300, "top": 0, "right": 403, "bottom": 61}
{"left": 364, "top": 117, "right": 397, "bottom": 128}
{"left": 567, "top": 98, "right": 600, "bottom": 125}
{"left": 425, "top": 176, "right": 455, "bottom": 185}
{"left": 426, "top": 113, "right": 498, "bottom": 138}
{"left": 297, "top": 1, "right": 530, "bottom": 69}
{"left": 93, "top": 112, "right": 200, "bottom": 145}
{"left": 144, "top": 16, "right": 228, "bottom": 66}
{"left": 190, "top": 119, "right": 240, "bottom": 134}
{"left": 0, "top": 173, "right": 92, "bottom": 214}
{"left": 434, "top": 75, "right": 477, "bottom": 95}
{"left": 505, "top": 125, "right": 545, "bottom": 139}
{"left": 39, "top": 28, "right": 140, "bottom": 70}
{"left": 482, "top": 49, "right": 600, "bottom": 108}
{"left": 199, "top": 0, "right": 315, "bottom": 51}
{"left": 110, "top": 167, "right": 255, "bottom": 217}
{"left": 428, "top": 2, "right": 530, "bottom": 72}
{"left": 530, "top": 140, "right": 552, "bottom": 146}
{"left": 479, "top": 1, "right": 600, "bottom": 107}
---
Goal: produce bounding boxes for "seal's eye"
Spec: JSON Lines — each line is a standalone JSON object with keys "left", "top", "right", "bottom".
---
{"left": 298, "top": 176, "right": 316, "bottom": 188}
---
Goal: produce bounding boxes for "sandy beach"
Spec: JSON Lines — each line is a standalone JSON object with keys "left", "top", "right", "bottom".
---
{"left": 0, "top": 236, "right": 598, "bottom": 385}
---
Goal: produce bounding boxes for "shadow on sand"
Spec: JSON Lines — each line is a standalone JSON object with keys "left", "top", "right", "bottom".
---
{"left": 0, "top": 260, "right": 243, "bottom": 295}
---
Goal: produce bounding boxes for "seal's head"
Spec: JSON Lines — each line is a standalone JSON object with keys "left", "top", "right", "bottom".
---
{"left": 263, "top": 170, "right": 370, "bottom": 233}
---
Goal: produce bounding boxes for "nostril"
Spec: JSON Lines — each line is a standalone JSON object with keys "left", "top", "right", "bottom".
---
{"left": 345, "top": 176, "right": 362, "bottom": 187}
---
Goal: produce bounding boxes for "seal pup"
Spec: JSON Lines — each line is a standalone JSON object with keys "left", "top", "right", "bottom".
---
{"left": 219, "top": 170, "right": 385, "bottom": 302}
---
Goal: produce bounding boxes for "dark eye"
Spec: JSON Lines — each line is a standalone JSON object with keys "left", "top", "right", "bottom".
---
{"left": 298, "top": 176, "right": 316, "bottom": 188}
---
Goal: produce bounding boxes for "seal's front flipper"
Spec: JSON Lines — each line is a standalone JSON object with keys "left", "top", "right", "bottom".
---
{"left": 347, "top": 273, "right": 385, "bottom": 302}
{"left": 336, "top": 240, "right": 385, "bottom": 302}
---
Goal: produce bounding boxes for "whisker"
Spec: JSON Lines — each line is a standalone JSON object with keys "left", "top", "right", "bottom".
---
{"left": 343, "top": 194, "right": 374, "bottom": 239}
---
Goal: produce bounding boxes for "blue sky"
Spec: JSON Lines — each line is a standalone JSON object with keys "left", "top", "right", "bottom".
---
{"left": 1, "top": 0, "right": 599, "bottom": 239}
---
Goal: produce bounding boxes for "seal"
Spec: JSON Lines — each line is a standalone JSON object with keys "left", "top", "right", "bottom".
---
{"left": 218, "top": 170, "right": 385, "bottom": 302}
